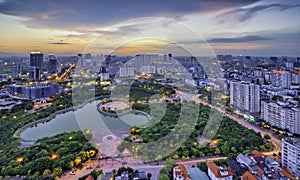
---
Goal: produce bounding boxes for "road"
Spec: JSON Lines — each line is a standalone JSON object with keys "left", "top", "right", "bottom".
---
{"left": 60, "top": 156, "right": 226, "bottom": 180}
{"left": 176, "top": 90, "right": 282, "bottom": 156}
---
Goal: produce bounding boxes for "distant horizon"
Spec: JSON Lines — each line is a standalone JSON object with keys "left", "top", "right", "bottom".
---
{"left": 1, "top": 0, "right": 300, "bottom": 57}
{"left": 1, "top": 51, "right": 300, "bottom": 58}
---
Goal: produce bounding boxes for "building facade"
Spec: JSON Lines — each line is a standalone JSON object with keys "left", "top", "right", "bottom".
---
{"left": 207, "top": 162, "right": 233, "bottom": 180}
{"left": 6, "top": 82, "right": 60, "bottom": 100}
{"left": 282, "top": 138, "right": 300, "bottom": 177}
{"left": 230, "top": 81, "right": 260, "bottom": 116}
{"left": 119, "top": 66, "right": 135, "bottom": 77}
{"left": 29, "top": 52, "right": 43, "bottom": 80}
{"left": 48, "top": 54, "right": 58, "bottom": 74}
{"left": 261, "top": 101, "right": 300, "bottom": 135}
{"left": 271, "top": 70, "right": 292, "bottom": 88}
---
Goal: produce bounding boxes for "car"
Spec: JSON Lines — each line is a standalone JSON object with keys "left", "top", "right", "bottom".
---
{"left": 70, "top": 171, "right": 76, "bottom": 175}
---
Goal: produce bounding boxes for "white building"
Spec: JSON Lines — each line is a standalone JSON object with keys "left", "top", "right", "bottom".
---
{"left": 271, "top": 70, "right": 292, "bottom": 88}
{"left": 282, "top": 138, "right": 300, "bottom": 177}
{"left": 99, "top": 73, "right": 109, "bottom": 81}
{"left": 141, "top": 66, "right": 155, "bottom": 75}
{"left": 173, "top": 164, "right": 191, "bottom": 180}
{"left": 293, "top": 72, "right": 300, "bottom": 85}
{"left": 119, "top": 66, "right": 135, "bottom": 77}
{"left": 207, "top": 162, "right": 233, "bottom": 180}
{"left": 261, "top": 101, "right": 300, "bottom": 135}
{"left": 230, "top": 81, "right": 260, "bottom": 116}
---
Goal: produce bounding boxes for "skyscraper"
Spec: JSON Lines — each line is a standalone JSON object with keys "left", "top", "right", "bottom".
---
{"left": 48, "top": 54, "right": 58, "bottom": 74}
{"left": 230, "top": 81, "right": 260, "bottom": 116}
{"left": 29, "top": 52, "right": 43, "bottom": 80}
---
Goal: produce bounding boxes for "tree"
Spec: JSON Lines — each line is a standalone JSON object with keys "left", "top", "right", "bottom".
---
{"left": 43, "top": 169, "right": 51, "bottom": 176}
{"left": 32, "top": 157, "right": 52, "bottom": 173}
{"left": 159, "top": 174, "right": 169, "bottom": 180}
{"left": 230, "top": 147, "right": 237, "bottom": 153}
{"left": 221, "top": 144, "right": 229, "bottom": 155}
{"left": 264, "top": 134, "right": 271, "bottom": 139}
{"left": 53, "top": 167, "right": 62, "bottom": 177}
{"left": 215, "top": 148, "right": 221, "bottom": 155}
{"left": 164, "top": 158, "right": 176, "bottom": 172}
{"left": 147, "top": 173, "right": 152, "bottom": 180}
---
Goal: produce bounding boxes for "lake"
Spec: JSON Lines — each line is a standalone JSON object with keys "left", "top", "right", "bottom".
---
{"left": 20, "top": 100, "right": 149, "bottom": 140}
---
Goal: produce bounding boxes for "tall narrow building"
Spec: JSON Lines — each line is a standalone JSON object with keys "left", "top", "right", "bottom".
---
{"left": 282, "top": 138, "right": 300, "bottom": 177}
{"left": 29, "top": 52, "right": 43, "bottom": 80}
{"left": 230, "top": 81, "right": 260, "bottom": 116}
{"left": 48, "top": 54, "right": 58, "bottom": 74}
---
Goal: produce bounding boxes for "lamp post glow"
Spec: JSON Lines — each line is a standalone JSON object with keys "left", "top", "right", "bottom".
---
{"left": 51, "top": 153, "right": 59, "bottom": 160}
{"left": 16, "top": 157, "right": 24, "bottom": 163}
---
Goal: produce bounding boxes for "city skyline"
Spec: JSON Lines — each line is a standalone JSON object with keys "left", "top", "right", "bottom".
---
{"left": 0, "top": 0, "right": 300, "bottom": 56}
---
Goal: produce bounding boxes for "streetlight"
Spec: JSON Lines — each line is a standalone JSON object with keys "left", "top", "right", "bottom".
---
{"left": 16, "top": 157, "right": 24, "bottom": 163}
{"left": 51, "top": 153, "right": 59, "bottom": 160}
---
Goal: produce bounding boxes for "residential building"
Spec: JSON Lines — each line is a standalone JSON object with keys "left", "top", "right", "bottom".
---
{"left": 230, "top": 81, "right": 260, "bottom": 116}
{"left": 261, "top": 101, "right": 300, "bottom": 135}
{"left": 282, "top": 138, "right": 300, "bottom": 177}
{"left": 187, "top": 167, "right": 210, "bottom": 180}
{"left": 119, "top": 66, "right": 135, "bottom": 77}
{"left": 173, "top": 164, "right": 191, "bottom": 180}
{"left": 227, "top": 160, "right": 246, "bottom": 178}
{"left": 207, "top": 162, "right": 233, "bottom": 180}
{"left": 293, "top": 72, "right": 300, "bottom": 84}
{"left": 141, "top": 66, "right": 156, "bottom": 75}
{"left": 271, "top": 70, "right": 292, "bottom": 88}
{"left": 240, "top": 171, "right": 257, "bottom": 180}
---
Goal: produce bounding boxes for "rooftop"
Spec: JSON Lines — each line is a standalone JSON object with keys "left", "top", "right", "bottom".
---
{"left": 187, "top": 167, "right": 210, "bottom": 180}
{"left": 207, "top": 162, "right": 233, "bottom": 178}
{"left": 241, "top": 171, "right": 257, "bottom": 180}
{"left": 174, "top": 164, "right": 191, "bottom": 180}
{"left": 283, "top": 137, "right": 300, "bottom": 149}
{"left": 227, "top": 160, "right": 247, "bottom": 177}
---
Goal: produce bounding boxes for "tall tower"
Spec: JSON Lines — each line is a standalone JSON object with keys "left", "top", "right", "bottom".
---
{"left": 29, "top": 52, "right": 43, "bottom": 80}
{"left": 230, "top": 81, "right": 260, "bottom": 116}
{"left": 48, "top": 54, "right": 58, "bottom": 74}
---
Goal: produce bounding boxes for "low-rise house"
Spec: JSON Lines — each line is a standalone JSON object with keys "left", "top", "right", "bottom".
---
{"left": 227, "top": 160, "right": 247, "bottom": 178}
{"left": 207, "top": 162, "right": 233, "bottom": 180}
{"left": 241, "top": 171, "right": 257, "bottom": 180}
{"left": 173, "top": 164, "right": 191, "bottom": 180}
{"left": 187, "top": 167, "right": 210, "bottom": 180}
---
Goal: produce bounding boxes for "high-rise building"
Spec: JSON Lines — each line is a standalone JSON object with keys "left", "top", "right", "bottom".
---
{"left": 29, "top": 52, "right": 43, "bottom": 80}
{"left": 282, "top": 138, "right": 300, "bottom": 177}
{"left": 261, "top": 101, "right": 300, "bottom": 135}
{"left": 16, "top": 62, "right": 26, "bottom": 77}
{"left": 119, "top": 66, "right": 135, "bottom": 77}
{"left": 271, "top": 70, "right": 292, "bottom": 88}
{"left": 286, "top": 62, "right": 294, "bottom": 69}
{"left": 141, "top": 66, "right": 155, "bottom": 75}
{"left": 293, "top": 72, "right": 300, "bottom": 85}
{"left": 77, "top": 54, "right": 84, "bottom": 68}
{"left": 48, "top": 54, "right": 58, "bottom": 74}
{"left": 230, "top": 81, "right": 260, "bottom": 116}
